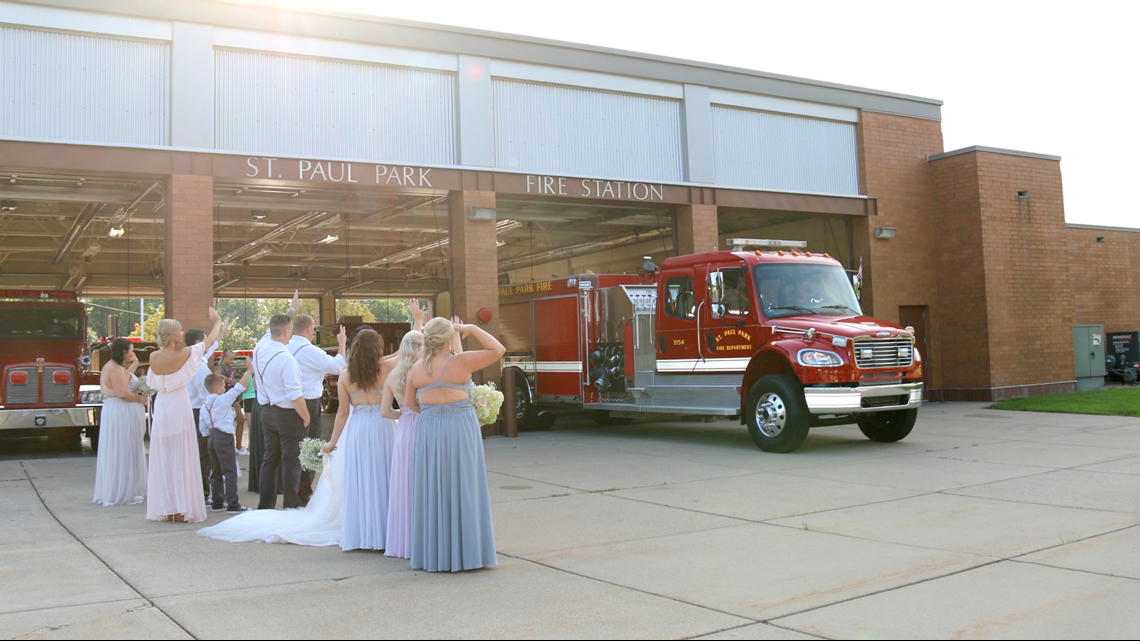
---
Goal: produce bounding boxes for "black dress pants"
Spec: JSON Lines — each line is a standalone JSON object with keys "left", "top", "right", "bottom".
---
{"left": 257, "top": 405, "right": 306, "bottom": 510}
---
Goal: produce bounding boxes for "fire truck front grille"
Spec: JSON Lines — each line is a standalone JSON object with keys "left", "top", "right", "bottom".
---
{"left": 43, "top": 367, "right": 75, "bottom": 404}
{"left": 5, "top": 367, "right": 39, "bottom": 405}
{"left": 853, "top": 338, "right": 915, "bottom": 369}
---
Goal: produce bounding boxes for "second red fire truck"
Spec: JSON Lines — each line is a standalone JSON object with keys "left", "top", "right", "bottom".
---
{"left": 499, "top": 239, "right": 923, "bottom": 453}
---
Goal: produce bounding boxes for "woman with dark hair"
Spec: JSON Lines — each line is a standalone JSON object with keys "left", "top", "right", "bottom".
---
{"left": 323, "top": 328, "right": 393, "bottom": 551}
{"left": 92, "top": 338, "right": 149, "bottom": 507}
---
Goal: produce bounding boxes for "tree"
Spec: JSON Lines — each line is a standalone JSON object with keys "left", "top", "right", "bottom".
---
{"left": 335, "top": 299, "right": 377, "bottom": 322}
{"left": 142, "top": 304, "right": 164, "bottom": 342}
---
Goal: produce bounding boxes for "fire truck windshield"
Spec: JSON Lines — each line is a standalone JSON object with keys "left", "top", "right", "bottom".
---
{"left": 753, "top": 263, "right": 863, "bottom": 319}
{"left": 0, "top": 307, "right": 83, "bottom": 340}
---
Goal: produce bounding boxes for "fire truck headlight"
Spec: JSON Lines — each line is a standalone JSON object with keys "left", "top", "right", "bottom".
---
{"left": 798, "top": 349, "right": 844, "bottom": 368}
{"left": 80, "top": 389, "right": 103, "bottom": 404}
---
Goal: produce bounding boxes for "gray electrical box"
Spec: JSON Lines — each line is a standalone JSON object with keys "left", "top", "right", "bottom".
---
{"left": 1073, "top": 325, "right": 1106, "bottom": 390}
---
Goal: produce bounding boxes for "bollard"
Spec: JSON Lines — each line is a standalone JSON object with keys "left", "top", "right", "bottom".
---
{"left": 503, "top": 371, "right": 518, "bottom": 438}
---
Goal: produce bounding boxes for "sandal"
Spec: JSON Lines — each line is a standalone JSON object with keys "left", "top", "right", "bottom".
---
{"left": 163, "top": 514, "right": 186, "bottom": 523}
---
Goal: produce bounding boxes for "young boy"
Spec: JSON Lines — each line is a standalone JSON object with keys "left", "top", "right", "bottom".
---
{"left": 200, "top": 369, "right": 253, "bottom": 514}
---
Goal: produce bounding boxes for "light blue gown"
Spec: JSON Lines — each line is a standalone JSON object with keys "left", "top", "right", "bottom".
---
{"left": 410, "top": 357, "right": 497, "bottom": 572}
{"left": 339, "top": 389, "right": 394, "bottom": 551}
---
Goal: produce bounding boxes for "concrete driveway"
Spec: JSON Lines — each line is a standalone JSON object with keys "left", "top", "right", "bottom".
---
{"left": 3, "top": 402, "right": 1140, "bottom": 639}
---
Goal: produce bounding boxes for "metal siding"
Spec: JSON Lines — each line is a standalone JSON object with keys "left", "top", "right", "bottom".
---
{"left": 0, "top": 26, "right": 169, "bottom": 145}
{"left": 712, "top": 106, "right": 859, "bottom": 195}
{"left": 215, "top": 50, "right": 456, "bottom": 164}
{"left": 493, "top": 80, "right": 683, "bottom": 182}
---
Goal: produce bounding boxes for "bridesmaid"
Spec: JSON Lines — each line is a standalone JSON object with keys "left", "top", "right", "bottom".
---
{"left": 323, "top": 329, "right": 393, "bottom": 551}
{"left": 405, "top": 317, "right": 504, "bottom": 572}
{"left": 380, "top": 330, "right": 423, "bottom": 559}
{"left": 92, "top": 338, "right": 148, "bottom": 507}
{"left": 145, "top": 309, "right": 222, "bottom": 523}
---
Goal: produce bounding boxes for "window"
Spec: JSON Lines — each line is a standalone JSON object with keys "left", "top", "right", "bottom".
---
{"left": 664, "top": 276, "right": 696, "bottom": 320}
{"left": 719, "top": 268, "right": 751, "bottom": 317}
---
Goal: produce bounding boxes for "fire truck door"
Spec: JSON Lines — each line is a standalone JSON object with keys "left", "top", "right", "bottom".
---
{"left": 702, "top": 266, "right": 756, "bottom": 358}
{"left": 656, "top": 272, "right": 700, "bottom": 364}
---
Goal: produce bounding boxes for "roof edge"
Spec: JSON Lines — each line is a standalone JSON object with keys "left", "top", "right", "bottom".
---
{"left": 929, "top": 146, "right": 1061, "bottom": 162}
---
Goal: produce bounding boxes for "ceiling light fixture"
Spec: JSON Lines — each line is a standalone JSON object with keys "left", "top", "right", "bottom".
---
{"left": 0, "top": 200, "right": 16, "bottom": 212}
{"left": 251, "top": 210, "right": 268, "bottom": 221}
{"left": 317, "top": 234, "right": 339, "bottom": 245}
{"left": 82, "top": 242, "right": 102, "bottom": 258}
{"left": 108, "top": 226, "right": 125, "bottom": 238}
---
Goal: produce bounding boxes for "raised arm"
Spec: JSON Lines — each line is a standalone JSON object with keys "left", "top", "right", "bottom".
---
{"left": 203, "top": 308, "right": 223, "bottom": 350}
{"left": 454, "top": 324, "right": 505, "bottom": 372}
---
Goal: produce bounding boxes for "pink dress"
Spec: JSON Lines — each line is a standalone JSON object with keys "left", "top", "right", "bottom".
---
{"left": 384, "top": 407, "right": 417, "bottom": 558}
{"left": 145, "top": 342, "right": 207, "bottom": 523}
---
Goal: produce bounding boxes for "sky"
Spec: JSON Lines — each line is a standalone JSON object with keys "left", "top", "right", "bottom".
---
{"left": 257, "top": 0, "right": 1138, "bottom": 230}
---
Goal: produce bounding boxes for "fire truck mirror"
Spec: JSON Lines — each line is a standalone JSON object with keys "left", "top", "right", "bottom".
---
{"left": 708, "top": 272, "right": 725, "bottom": 305}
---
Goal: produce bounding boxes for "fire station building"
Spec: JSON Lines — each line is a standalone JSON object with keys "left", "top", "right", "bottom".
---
{"left": 0, "top": 0, "right": 1134, "bottom": 402}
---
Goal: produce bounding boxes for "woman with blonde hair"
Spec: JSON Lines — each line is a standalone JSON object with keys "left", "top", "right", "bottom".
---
{"left": 322, "top": 329, "right": 393, "bottom": 551}
{"left": 404, "top": 317, "right": 504, "bottom": 571}
{"left": 380, "top": 330, "right": 423, "bottom": 559}
{"left": 145, "top": 309, "right": 222, "bottom": 523}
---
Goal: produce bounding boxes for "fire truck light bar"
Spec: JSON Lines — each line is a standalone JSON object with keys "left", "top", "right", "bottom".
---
{"left": 728, "top": 239, "right": 809, "bottom": 251}
{"left": 0, "top": 289, "right": 78, "bottom": 301}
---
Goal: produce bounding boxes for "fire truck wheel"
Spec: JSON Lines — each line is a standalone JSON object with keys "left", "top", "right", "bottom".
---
{"left": 745, "top": 375, "right": 810, "bottom": 453}
{"left": 321, "top": 380, "right": 339, "bottom": 414}
{"left": 48, "top": 428, "right": 83, "bottom": 450}
{"left": 85, "top": 426, "right": 100, "bottom": 452}
{"left": 857, "top": 408, "right": 918, "bottom": 442}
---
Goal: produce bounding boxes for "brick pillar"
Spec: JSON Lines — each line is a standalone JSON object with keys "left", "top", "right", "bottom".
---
{"left": 319, "top": 291, "right": 336, "bottom": 325}
{"left": 448, "top": 190, "right": 500, "bottom": 386}
{"left": 164, "top": 174, "right": 214, "bottom": 333}
{"left": 673, "top": 204, "right": 719, "bottom": 255}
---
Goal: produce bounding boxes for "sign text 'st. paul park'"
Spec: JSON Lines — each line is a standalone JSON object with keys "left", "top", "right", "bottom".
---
{"left": 245, "top": 157, "right": 433, "bottom": 188}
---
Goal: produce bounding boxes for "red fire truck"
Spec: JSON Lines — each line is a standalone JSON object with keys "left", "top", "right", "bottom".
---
{"left": 499, "top": 239, "right": 923, "bottom": 452}
{"left": 0, "top": 290, "right": 103, "bottom": 449}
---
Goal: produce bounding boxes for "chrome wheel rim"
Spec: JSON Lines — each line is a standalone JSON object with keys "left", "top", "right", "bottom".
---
{"left": 755, "top": 392, "right": 787, "bottom": 437}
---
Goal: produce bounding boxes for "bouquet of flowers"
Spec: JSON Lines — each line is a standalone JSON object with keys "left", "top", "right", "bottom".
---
{"left": 472, "top": 382, "right": 505, "bottom": 426}
{"left": 134, "top": 379, "right": 158, "bottom": 396}
{"left": 299, "top": 437, "right": 331, "bottom": 473}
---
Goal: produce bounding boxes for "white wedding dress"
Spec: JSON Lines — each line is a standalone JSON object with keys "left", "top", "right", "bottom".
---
{"left": 197, "top": 451, "right": 344, "bottom": 546}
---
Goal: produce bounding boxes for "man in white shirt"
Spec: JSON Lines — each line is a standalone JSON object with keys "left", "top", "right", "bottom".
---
{"left": 185, "top": 327, "right": 222, "bottom": 501}
{"left": 248, "top": 290, "right": 301, "bottom": 495}
{"left": 287, "top": 313, "right": 346, "bottom": 503}
{"left": 252, "top": 314, "right": 311, "bottom": 510}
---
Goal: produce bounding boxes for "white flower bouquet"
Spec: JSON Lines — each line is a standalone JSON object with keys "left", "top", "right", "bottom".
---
{"left": 472, "top": 382, "right": 505, "bottom": 426}
{"left": 134, "top": 379, "right": 158, "bottom": 396}
{"left": 299, "top": 437, "right": 331, "bottom": 473}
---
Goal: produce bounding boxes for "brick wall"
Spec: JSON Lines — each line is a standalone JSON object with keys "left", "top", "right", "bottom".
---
{"left": 857, "top": 111, "right": 945, "bottom": 385}
{"left": 1068, "top": 226, "right": 1140, "bottom": 333}
{"left": 448, "top": 190, "right": 501, "bottom": 385}
{"left": 927, "top": 150, "right": 1076, "bottom": 400}
{"left": 164, "top": 174, "right": 214, "bottom": 333}
{"left": 975, "top": 152, "right": 1073, "bottom": 390}
{"left": 674, "top": 205, "right": 719, "bottom": 255}
{"left": 928, "top": 152, "right": 992, "bottom": 390}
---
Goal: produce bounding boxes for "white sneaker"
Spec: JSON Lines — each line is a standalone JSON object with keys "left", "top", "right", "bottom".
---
{"left": 235, "top": 447, "right": 249, "bottom": 456}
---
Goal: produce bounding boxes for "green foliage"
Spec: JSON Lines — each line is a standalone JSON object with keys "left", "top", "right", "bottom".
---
{"left": 989, "top": 387, "right": 1140, "bottom": 417}
{"left": 335, "top": 299, "right": 377, "bottom": 323}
